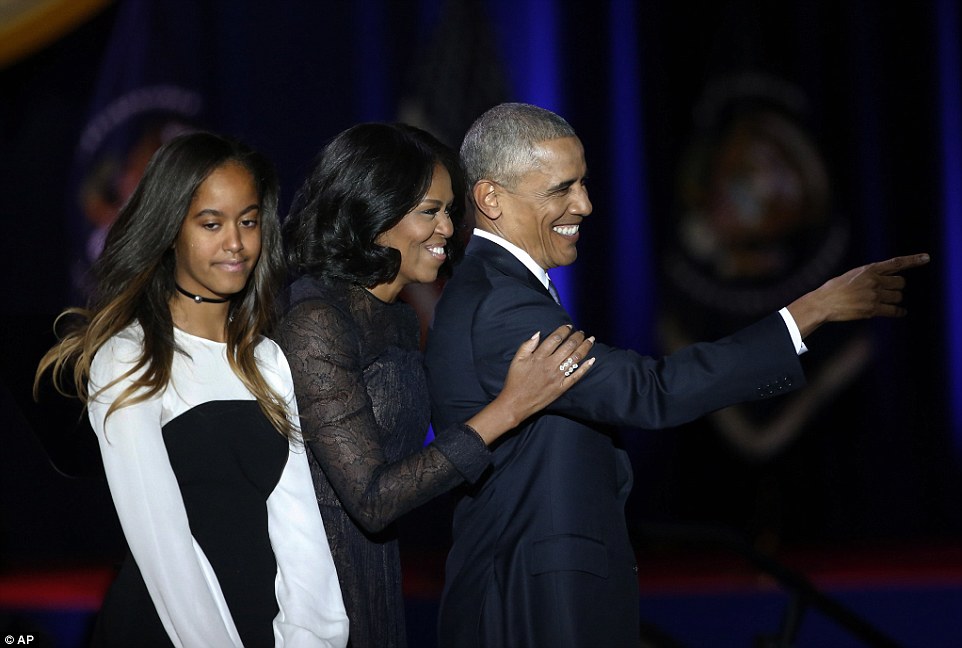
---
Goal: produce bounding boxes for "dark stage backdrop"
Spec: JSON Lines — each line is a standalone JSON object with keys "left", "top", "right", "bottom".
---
{"left": 1, "top": 0, "right": 959, "bottom": 570}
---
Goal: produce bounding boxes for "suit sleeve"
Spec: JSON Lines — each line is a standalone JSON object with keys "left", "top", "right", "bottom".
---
{"left": 88, "top": 335, "right": 243, "bottom": 648}
{"left": 264, "top": 343, "right": 350, "bottom": 647}
{"left": 472, "top": 281, "right": 805, "bottom": 429}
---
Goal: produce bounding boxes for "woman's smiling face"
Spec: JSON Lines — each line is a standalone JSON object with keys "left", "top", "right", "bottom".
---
{"left": 370, "top": 163, "right": 455, "bottom": 301}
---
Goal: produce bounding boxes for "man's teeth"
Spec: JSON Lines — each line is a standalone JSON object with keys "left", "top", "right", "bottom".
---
{"left": 553, "top": 225, "right": 579, "bottom": 236}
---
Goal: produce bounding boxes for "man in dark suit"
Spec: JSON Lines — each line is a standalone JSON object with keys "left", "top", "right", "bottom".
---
{"left": 423, "top": 102, "right": 928, "bottom": 647}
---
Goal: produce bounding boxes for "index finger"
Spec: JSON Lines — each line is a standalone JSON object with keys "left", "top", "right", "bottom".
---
{"left": 532, "top": 324, "right": 577, "bottom": 358}
{"left": 872, "top": 253, "right": 930, "bottom": 275}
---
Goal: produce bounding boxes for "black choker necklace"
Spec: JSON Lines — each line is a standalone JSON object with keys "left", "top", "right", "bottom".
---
{"left": 175, "top": 283, "right": 230, "bottom": 304}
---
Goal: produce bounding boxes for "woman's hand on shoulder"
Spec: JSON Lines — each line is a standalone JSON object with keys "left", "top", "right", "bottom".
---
{"left": 500, "top": 324, "right": 595, "bottom": 419}
{"left": 466, "top": 325, "right": 596, "bottom": 445}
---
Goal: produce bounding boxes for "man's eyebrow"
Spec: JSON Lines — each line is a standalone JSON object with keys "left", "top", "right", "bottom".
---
{"left": 547, "top": 178, "right": 578, "bottom": 193}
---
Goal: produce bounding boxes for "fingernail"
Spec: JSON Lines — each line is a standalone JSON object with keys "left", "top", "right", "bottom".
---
{"left": 530, "top": 331, "right": 540, "bottom": 340}
{"left": 585, "top": 357, "right": 596, "bottom": 366}
{"left": 587, "top": 336, "right": 595, "bottom": 344}
{"left": 565, "top": 324, "right": 573, "bottom": 329}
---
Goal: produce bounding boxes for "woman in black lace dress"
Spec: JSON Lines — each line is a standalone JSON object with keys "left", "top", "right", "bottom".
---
{"left": 276, "top": 123, "right": 596, "bottom": 647}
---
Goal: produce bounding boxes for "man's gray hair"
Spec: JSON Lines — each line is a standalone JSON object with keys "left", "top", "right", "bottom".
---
{"left": 460, "top": 103, "right": 576, "bottom": 189}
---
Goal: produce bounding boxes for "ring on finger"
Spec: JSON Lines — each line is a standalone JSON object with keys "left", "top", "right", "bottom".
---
{"left": 559, "top": 357, "right": 575, "bottom": 373}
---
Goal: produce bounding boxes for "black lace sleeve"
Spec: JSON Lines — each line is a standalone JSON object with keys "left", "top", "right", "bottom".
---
{"left": 276, "top": 298, "right": 489, "bottom": 533}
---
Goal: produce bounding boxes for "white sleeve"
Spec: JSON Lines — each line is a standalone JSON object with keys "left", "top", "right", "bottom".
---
{"left": 268, "top": 347, "right": 350, "bottom": 647}
{"left": 89, "top": 336, "right": 243, "bottom": 648}
{"left": 778, "top": 306, "right": 809, "bottom": 355}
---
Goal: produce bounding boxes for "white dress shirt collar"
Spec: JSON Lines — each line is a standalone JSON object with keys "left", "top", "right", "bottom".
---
{"left": 472, "top": 228, "right": 552, "bottom": 291}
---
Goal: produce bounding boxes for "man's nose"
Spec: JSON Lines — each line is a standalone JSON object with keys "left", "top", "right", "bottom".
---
{"left": 571, "top": 185, "right": 592, "bottom": 216}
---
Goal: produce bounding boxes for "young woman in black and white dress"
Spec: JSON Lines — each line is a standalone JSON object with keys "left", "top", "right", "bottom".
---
{"left": 35, "top": 132, "right": 349, "bottom": 647}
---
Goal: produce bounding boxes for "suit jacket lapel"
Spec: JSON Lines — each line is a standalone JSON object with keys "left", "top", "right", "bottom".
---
{"left": 465, "top": 236, "right": 555, "bottom": 303}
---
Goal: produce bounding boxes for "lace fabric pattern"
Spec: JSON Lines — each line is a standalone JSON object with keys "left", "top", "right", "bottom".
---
{"left": 275, "top": 275, "right": 488, "bottom": 648}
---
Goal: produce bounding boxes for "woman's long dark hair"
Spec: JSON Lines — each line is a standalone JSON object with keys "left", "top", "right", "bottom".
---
{"left": 283, "top": 122, "right": 467, "bottom": 285}
{"left": 35, "top": 131, "right": 295, "bottom": 437}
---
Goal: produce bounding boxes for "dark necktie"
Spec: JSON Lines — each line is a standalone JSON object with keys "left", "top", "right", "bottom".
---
{"left": 547, "top": 278, "right": 562, "bottom": 306}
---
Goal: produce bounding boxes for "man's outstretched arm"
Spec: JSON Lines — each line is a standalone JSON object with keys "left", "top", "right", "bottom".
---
{"left": 787, "top": 253, "right": 931, "bottom": 339}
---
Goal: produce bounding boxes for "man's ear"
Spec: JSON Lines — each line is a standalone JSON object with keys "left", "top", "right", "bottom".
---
{"left": 472, "top": 180, "right": 502, "bottom": 222}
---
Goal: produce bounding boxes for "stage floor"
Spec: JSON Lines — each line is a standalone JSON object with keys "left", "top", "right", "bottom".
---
{"left": 4, "top": 541, "right": 959, "bottom": 647}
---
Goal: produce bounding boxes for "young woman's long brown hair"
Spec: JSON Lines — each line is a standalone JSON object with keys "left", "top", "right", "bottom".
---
{"left": 34, "top": 131, "right": 295, "bottom": 437}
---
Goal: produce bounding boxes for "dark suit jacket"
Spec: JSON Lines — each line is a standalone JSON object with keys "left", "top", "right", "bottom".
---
{"left": 424, "top": 236, "right": 805, "bottom": 647}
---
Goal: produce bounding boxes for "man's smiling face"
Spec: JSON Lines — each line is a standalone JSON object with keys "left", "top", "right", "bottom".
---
{"left": 495, "top": 136, "right": 591, "bottom": 270}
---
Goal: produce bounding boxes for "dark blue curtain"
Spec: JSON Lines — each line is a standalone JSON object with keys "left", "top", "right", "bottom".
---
{"left": 2, "top": 0, "right": 960, "bottom": 565}
{"left": 937, "top": 0, "right": 962, "bottom": 454}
